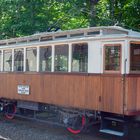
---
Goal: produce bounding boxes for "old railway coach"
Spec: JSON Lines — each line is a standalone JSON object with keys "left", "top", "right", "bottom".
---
{"left": 0, "top": 26, "right": 140, "bottom": 136}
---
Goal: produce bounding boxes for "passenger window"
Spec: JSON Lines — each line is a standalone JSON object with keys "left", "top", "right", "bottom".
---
{"left": 104, "top": 45, "right": 121, "bottom": 72}
{"left": 54, "top": 44, "right": 68, "bottom": 72}
{"left": 72, "top": 43, "right": 88, "bottom": 72}
{"left": 14, "top": 48, "right": 24, "bottom": 71}
{"left": 26, "top": 47, "right": 37, "bottom": 71}
{"left": 0, "top": 51, "right": 2, "bottom": 71}
{"left": 3, "top": 50, "right": 12, "bottom": 71}
{"left": 130, "top": 43, "right": 140, "bottom": 71}
{"left": 40, "top": 46, "right": 52, "bottom": 72}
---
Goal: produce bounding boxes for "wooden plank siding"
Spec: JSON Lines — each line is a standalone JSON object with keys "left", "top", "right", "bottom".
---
{"left": 100, "top": 75, "right": 124, "bottom": 114}
{"left": 125, "top": 75, "right": 140, "bottom": 115}
{"left": 0, "top": 73, "right": 124, "bottom": 114}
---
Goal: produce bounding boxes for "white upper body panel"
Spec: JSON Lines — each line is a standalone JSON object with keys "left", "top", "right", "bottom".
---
{"left": 0, "top": 26, "right": 139, "bottom": 74}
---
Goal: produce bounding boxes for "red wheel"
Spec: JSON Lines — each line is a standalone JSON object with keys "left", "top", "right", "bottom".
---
{"left": 67, "top": 115, "right": 86, "bottom": 134}
{"left": 4, "top": 103, "right": 16, "bottom": 119}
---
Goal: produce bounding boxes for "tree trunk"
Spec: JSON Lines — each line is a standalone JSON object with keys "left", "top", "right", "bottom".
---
{"left": 109, "top": 0, "right": 115, "bottom": 25}
{"left": 89, "top": 0, "right": 99, "bottom": 27}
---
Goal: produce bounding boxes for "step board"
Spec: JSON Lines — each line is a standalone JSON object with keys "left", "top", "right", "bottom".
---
{"left": 104, "top": 117, "right": 125, "bottom": 122}
{"left": 100, "top": 129, "right": 124, "bottom": 136}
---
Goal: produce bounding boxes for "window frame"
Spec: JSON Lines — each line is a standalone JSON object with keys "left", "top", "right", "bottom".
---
{"left": 103, "top": 44, "right": 122, "bottom": 74}
{"left": 0, "top": 41, "right": 89, "bottom": 73}
{"left": 54, "top": 44, "right": 69, "bottom": 72}
{"left": 39, "top": 45, "right": 52, "bottom": 72}
{"left": 71, "top": 42, "right": 88, "bottom": 73}
{"left": 14, "top": 48, "right": 24, "bottom": 72}
{"left": 0, "top": 50, "right": 2, "bottom": 72}
{"left": 25, "top": 47, "right": 37, "bottom": 72}
{"left": 3, "top": 49, "right": 13, "bottom": 72}
{"left": 130, "top": 41, "right": 140, "bottom": 73}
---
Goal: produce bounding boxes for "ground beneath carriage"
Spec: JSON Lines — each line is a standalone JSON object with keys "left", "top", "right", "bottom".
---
{"left": 0, "top": 116, "right": 139, "bottom": 140}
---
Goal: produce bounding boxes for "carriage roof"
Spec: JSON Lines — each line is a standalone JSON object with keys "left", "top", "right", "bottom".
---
{"left": 0, "top": 26, "right": 140, "bottom": 48}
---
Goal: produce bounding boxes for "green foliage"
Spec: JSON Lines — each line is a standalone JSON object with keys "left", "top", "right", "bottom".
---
{"left": 0, "top": 0, "right": 139, "bottom": 39}
{"left": 123, "top": 0, "right": 140, "bottom": 30}
{"left": 95, "top": 0, "right": 140, "bottom": 31}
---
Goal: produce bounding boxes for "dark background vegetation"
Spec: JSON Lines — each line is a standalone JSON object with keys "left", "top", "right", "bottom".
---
{"left": 0, "top": 0, "right": 139, "bottom": 39}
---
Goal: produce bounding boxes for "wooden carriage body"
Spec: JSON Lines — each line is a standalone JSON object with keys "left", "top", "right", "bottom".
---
{"left": 0, "top": 26, "right": 140, "bottom": 116}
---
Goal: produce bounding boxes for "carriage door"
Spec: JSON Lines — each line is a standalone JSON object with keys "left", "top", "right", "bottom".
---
{"left": 100, "top": 44, "right": 124, "bottom": 114}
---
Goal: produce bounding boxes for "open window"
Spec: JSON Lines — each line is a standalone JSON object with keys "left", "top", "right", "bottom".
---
{"left": 72, "top": 43, "right": 88, "bottom": 72}
{"left": 54, "top": 44, "right": 68, "bottom": 72}
{"left": 3, "top": 50, "right": 12, "bottom": 71}
{"left": 130, "top": 42, "right": 140, "bottom": 72}
{"left": 14, "top": 48, "right": 24, "bottom": 71}
{"left": 26, "top": 47, "right": 37, "bottom": 71}
{"left": 104, "top": 44, "right": 121, "bottom": 73}
{"left": 40, "top": 46, "right": 52, "bottom": 72}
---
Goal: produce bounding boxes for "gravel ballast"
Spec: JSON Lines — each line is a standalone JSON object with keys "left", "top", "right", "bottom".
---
{"left": 0, "top": 117, "right": 140, "bottom": 140}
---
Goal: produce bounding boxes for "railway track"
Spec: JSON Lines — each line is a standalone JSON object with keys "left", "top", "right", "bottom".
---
{"left": 0, "top": 115, "right": 140, "bottom": 140}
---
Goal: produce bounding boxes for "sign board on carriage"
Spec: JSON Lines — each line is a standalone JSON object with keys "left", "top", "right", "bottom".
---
{"left": 17, "top": 85, "right": 30, "bottom": 95}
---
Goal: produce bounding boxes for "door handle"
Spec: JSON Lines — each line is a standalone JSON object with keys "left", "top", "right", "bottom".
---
{"left": 99, "top": 96, "right": 101, "bottom": 102}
